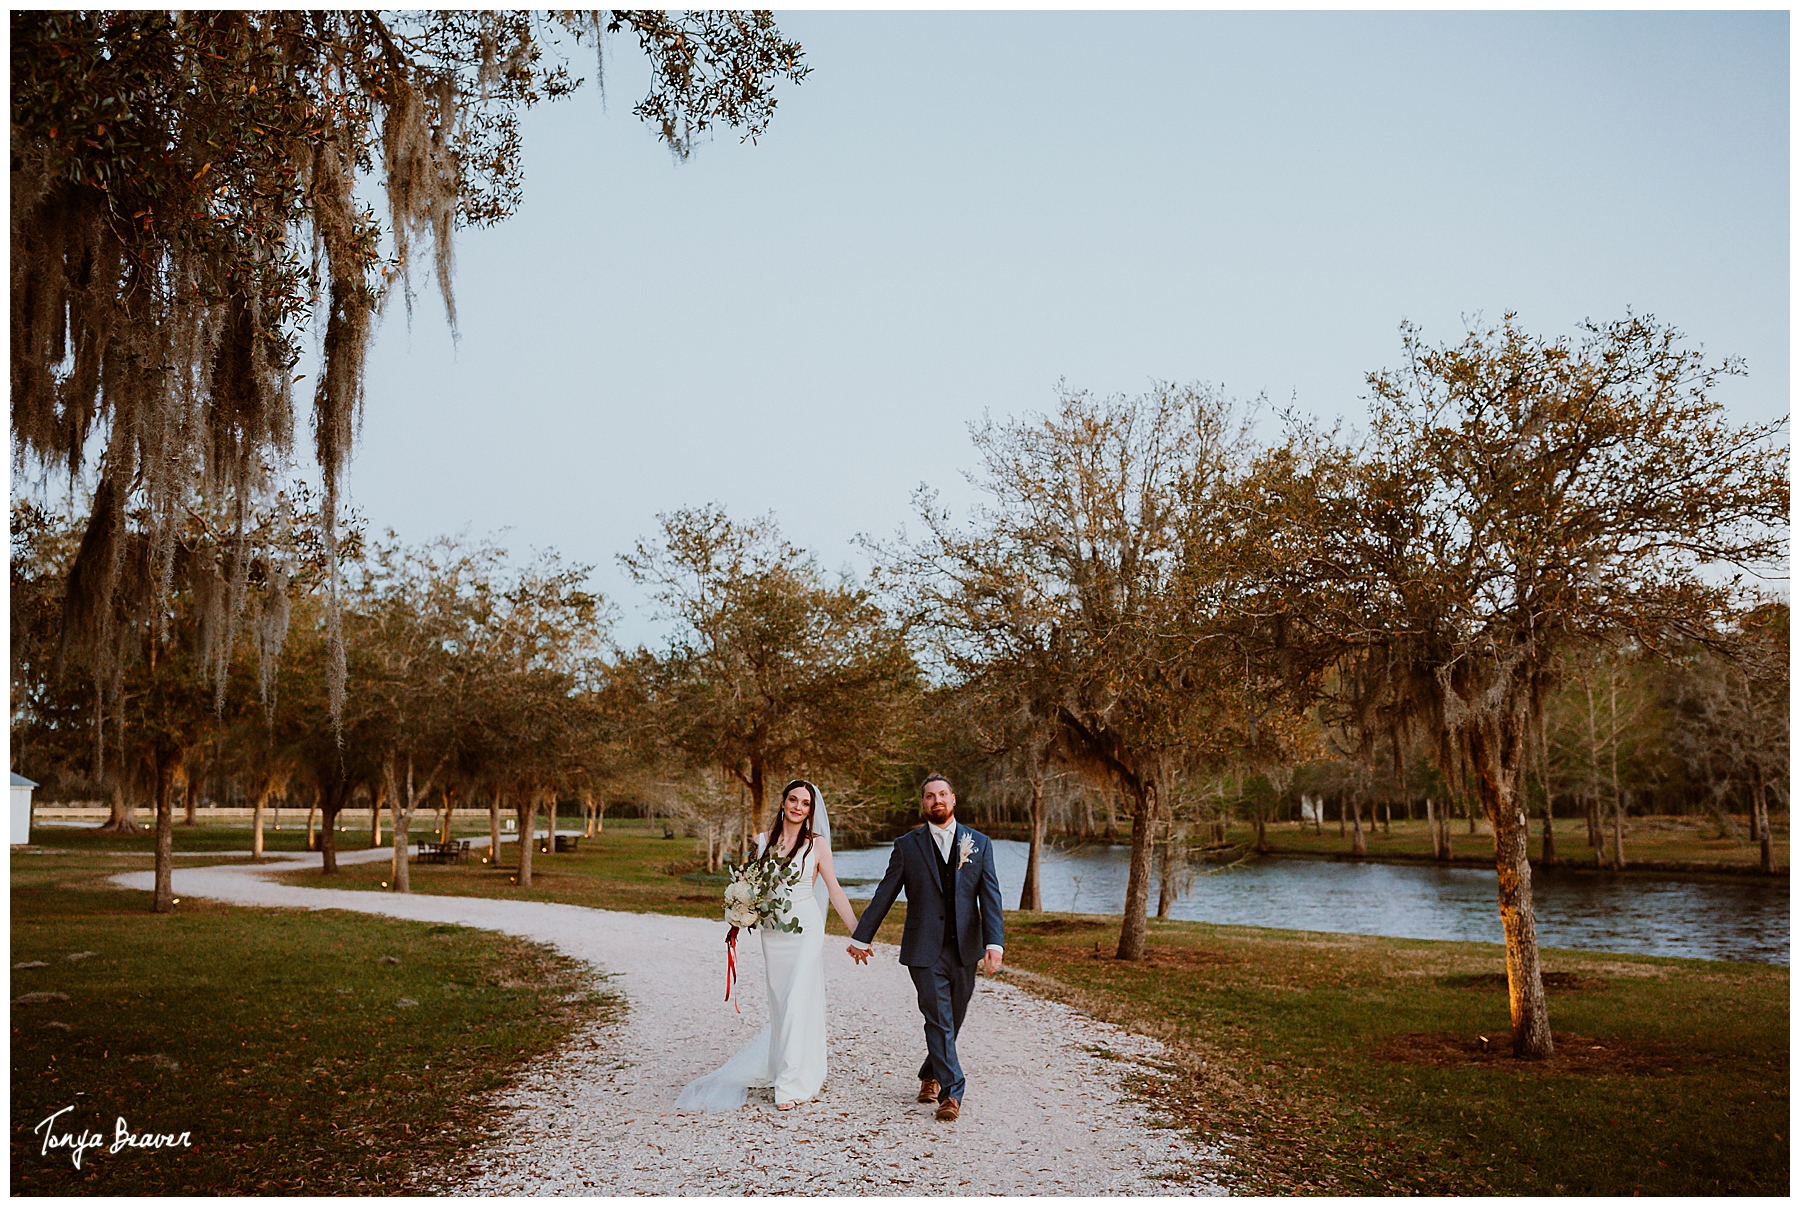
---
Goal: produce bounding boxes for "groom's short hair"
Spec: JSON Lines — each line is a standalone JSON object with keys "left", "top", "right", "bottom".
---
{"left": 920, "top": 773, "right": 953, "bottom": 797}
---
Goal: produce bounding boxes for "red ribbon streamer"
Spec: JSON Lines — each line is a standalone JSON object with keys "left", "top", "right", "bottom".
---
{"left": 724, "top": 926, "right": 741, "bottom": 1013}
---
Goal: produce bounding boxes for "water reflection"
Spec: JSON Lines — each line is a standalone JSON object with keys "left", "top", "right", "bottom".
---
{"left": 828, "top": 837, "right": 1789, "bottom": 965}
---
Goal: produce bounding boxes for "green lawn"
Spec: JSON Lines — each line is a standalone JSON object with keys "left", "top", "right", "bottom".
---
{"left": 10, "top": 849, "right": 615, "bottom": 1195}
{"left": 1002, "top": 915, "right": 1788, "bottom": 1195}
{"left": 27, "top": 823, "right": 319, "bottom": 854}
{"left": 272, "top": 818, "right": 744, "bottom": 919}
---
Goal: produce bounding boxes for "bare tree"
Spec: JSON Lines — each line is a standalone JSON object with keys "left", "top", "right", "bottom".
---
{"left": 1670, "top": 603, "right": 1788, "bottom": 873}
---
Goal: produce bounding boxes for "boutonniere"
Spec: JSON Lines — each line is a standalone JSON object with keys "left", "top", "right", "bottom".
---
{"left": 956, "top": 833, "right": 975, "bottom": 869}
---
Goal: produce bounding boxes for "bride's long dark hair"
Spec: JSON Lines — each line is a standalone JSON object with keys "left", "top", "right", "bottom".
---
{"left": 764, "top": 779, "right": 819, "bottom": 867}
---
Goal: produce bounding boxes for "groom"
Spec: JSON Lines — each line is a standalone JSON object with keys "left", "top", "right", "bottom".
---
{"left": 847, "top": 773, "right": 1004, "bottom": 1122}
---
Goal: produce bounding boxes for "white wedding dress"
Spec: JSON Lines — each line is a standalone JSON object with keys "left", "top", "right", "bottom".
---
{"left": 675, "top": 834, "right": 828, "bottom": 1111}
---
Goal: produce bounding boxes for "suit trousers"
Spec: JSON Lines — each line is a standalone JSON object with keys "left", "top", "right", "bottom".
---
{"left": 910, "top": 939, "right": 977, "bottom": 1103}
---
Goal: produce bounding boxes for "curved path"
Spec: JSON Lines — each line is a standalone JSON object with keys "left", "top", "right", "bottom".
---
{"left": 113, "top": 850, "right": 1226, "bottom": 1195}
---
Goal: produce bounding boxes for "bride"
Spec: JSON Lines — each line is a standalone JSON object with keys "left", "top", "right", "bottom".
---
{"left": 676, "top": 778, "right": 862, "bottom": 1112}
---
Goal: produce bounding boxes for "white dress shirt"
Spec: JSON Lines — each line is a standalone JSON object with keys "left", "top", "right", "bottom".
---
{"left": 850, "top": 818, "right": 1003, "bottom": 955}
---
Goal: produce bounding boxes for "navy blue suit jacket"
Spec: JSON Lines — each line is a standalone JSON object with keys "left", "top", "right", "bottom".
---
{"left": 851, "top": 823, "right": 1005, "bottom": 967}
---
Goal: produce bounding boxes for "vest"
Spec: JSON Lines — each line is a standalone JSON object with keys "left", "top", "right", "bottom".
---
{"left": 934, "top": 830, "right": 961, "bottom": 961}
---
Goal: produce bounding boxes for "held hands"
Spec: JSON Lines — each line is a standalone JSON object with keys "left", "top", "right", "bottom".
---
{"left": 846, "top": 944, "right": 871, "bottom": 965}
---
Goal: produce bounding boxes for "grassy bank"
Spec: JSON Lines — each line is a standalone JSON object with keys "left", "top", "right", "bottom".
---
{"left": 1234, "top": 815, "right": 1786, "bottom": 873}
{"left": 272, "top": 816, "right": 1789, "bottom": 1195}
{"left": 10, "top": 849, "right": 614, "bottom": 1195}
{"left": 971, "top": 815, "right": 1786, "bottom": 874}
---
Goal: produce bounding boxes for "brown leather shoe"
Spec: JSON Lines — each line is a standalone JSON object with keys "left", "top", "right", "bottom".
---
{"left": 934, "top": 1097, "right": 960, "bottom": 1122}
{"left": 917, "top": 1078, "right": 940, "bottom": 1103}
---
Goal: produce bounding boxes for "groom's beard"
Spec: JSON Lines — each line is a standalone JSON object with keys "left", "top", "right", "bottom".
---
{"left": 924, "top": 806, "right": 955, "bottom": 827}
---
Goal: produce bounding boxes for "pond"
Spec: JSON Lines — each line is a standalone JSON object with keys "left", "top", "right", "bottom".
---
{"left": 826, "top": 837, "right": 1789, "bottom": 966}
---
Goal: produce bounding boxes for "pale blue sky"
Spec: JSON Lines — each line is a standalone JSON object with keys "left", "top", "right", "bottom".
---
{"left": 341, "top": 11, "right": 1788, "bottom": 648}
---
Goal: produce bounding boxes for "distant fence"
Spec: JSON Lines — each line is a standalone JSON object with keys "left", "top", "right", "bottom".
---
{"left": 38, "top": 805, "right": 445, "bottom": 828}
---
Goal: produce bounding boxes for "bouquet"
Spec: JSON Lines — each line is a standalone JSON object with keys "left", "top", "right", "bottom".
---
{"left": 722, "top": 854, "right": 805, "bottom": 934}
{"left": 719, "top": 851, "right": 806, "bottom": 1011}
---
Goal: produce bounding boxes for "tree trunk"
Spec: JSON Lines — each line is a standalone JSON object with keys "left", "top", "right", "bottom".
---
{"left": 747, "top": 758, "right": 766, "bottom": 832}
{"left": 1425, "top": 796, "right": 1439, "bottom": 859}
{"left": 307, "top": 798, "right": 319, "bottom": 851}
{"left": 96, "top": 779, "right": 144, "bottom": 835}
{"left": 1254, "top": 806, "right": 1268, "bottom": 854}
{"left": 1382, "top": 799, "right": 1391, "bottom": 835}
{"left": 251, "top": 786, "right": 270, "bottom": 860}
{"left": 1020, "top": 778, "right": 1045, "bottom": 912}
{"left": 1583, "top": 679, "right": 1606, "bottom": 865}
{"left": 1610, "top": 793, "right": 1626, "bottom": 871}
{"left": 489, "top": 792, "right": 503, "bottom": 865}
{"left": 393, "top": 807, "right": 417, "bottom": 890}
{"left": 1337, "top": 796, "right": 1346, "bottom": 837}
{"left": 1540, "top": 805, "right": 1557, "bottom": 865}
{"left": 583, "top": 792, "right": 596, "bottom": 839}
{"left": 319, "top": 781, "right": 346, "bottom": 874}
{"left": 439, "top": 786, "right": 457, "bottom": 844}
{"left": 392, "top": 808, "right": 412, "bottom": 892}
{"left": 1102, "top": 789, "right": 1120, "bottom": 843}
{"left": 1350, "top": 797, "right": 1366, "bottom": 857}
{"left": 1155, "top": 813, "right": 1177, "bottom": 920}
{"left": 516, "top": 792, "right": 538, "bottom": 887}
{"left": 1115, "top": 782, "right": 1156, "bottom": 960}
{"left": 1312, "top": 794, "right": 1321, "bottom": 835}
{"left": 1464, "top": 708, "right": 1553, "bottom": 1060}
{"left": 370, "top": 783, "right": 384, "bottom": 848}
{"left": 152, "top": 754, "right": 181, "bottom": 913}
{"left": 1756, "top": 778, "right": 1775, "bottom": 874}
{"left": 180, "top": 766, "right": 199, "bottom": 826}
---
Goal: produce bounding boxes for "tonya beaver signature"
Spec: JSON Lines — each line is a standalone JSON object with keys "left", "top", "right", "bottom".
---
{"left": 34, "top": 1105, "right": 193, "bottom": 1169}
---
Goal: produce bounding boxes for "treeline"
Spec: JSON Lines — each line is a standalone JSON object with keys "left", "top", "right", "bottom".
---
{"left": 10, "top": 499, "right": 928, "bottom": 901}
{"left": 11, "top": 314, "right": 1788, "bottom": 1061}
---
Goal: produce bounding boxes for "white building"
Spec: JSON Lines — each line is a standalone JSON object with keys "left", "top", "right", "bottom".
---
{"left": 11, "top": 773, "right": 38, "bottom": 846}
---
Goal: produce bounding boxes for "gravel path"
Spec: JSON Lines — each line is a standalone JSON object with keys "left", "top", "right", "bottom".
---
{"left": 112, "top": 851, "right": 1227, "bottom": 1196}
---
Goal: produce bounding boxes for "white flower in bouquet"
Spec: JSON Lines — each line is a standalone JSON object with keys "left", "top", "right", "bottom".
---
{"left": 723, "top": 879, "right": 761, "bottom": 928}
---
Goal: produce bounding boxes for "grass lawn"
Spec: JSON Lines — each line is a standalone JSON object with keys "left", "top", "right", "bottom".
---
{"left": 271, "top": 818, "right": 747, "bottom": 918}
{"left": 1233, "top": 815, "right": 1785, "bottom": 871}
{"left": 10, "top": 849, "right": 615, "bottom": 1195}
{"left": 1001, "top": 915, "right": 1787, "bottom": 1195}
{"left": 27, "top": 823, "right": 321, "bottom": 854}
